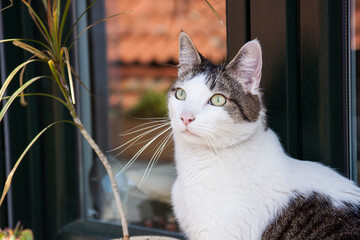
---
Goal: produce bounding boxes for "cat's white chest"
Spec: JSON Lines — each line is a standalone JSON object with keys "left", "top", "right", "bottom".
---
{"left": 171, "top": 139, "right": 289, "bottom": 240}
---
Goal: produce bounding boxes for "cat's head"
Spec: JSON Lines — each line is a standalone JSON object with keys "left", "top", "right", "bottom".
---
{"left": 168, "top": 32, "right": 266, "bottom": 147}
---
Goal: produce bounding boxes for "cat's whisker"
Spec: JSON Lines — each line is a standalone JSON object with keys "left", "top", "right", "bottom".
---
{"left": 130, "top": 117, "right": 170, "bottom": 121}
{"left": 214, "top": 133, "right": 237, "bottom": 156}
{"left": 119, "top": 122, "right": 171, "bottom": 150}
{"left": 119, "top": 126, "right": 171, "bottom": 172}
{"left": 205, "top": 136, "right": 226, "bottom": 164}
{"left": 138, "top": 130, "right": 173, "bottom": 189}
{"left": 110, "top": 122, "right": 170, "bottom": 153}
{"left": 142, "top": 130, "right": 172, "bottom": 178}
{"left": 114, "top": 134, "right": 160, "bottom": 158}
{"left": 207, "top": 133, "right": 231, "bottom": 159}
{"left": 208, "top": 126, "right": 240, "bottom": 148}
{"left": 119, "top": 120, "right": 170, "bottom": 136}
{"left": 117, "top": 126, "right": 173, "bottom": 176}
{"left": 194, "top": 125, "right": 234, "bottom": 158}
{"left": 119, "top": 122, "right": 170, "bottom": 138}
{"left": 204, "top": 135, "right": 218, "bottom": 154}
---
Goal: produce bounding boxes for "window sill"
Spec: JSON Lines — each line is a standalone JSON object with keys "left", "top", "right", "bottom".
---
{"left": 56, "top": 219, "right": 184, "bottom": 240}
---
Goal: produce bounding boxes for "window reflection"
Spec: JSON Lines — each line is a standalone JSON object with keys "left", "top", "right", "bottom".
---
{"left": 88, "top": 0, "right": 226, "bottom": 232}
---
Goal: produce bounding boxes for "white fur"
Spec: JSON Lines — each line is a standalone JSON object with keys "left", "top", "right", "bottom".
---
{"left": 168, "top": 75, "right": 360, "bottom": 240}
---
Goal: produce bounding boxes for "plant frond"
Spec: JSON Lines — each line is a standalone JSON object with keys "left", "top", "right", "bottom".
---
{"left": 69, "top": 65, "right": 95, "bottom": 98}
{"left": 0, "top": 120, "right": 77, "bottom": 207}
{"left": 18, "top": 50, "right": 50, "bottom": 106}
{"left": 0, "top": 76, "right": 49, "bottom": 122}
{"left": 13, "top": 41, "right": 49, "bottom": 61}
{"left": 69, "top": 11, "right": 131, "bottom": 49}
{"left": 63, "top": 0, "right": 99, "bottom": 46}
{"left": 47, "top": 60, "right": 61, "bottom": 84}
{"left": 48, "top": 60, "right": 71, "bottom": 106}
{"left": 203, "top": 0, "right": 223, "bottom": 24}
{"left": 59, "top": 0, "right": 72, "bottom": 43}
{"left": 0, "top": 38, "right": 50, "bottom": 51}
{"left": 44, "top": 50, "right": 56, "bottom": 60}
{"left": 0, "top": 0, "right": 13, "bottom": 12}
{"left": 1, "top": 93, "right": 69, "bottom": 111}
{"left": 53, "top": 0, "right": 59, "bottom": 16}
{"left": 19, "top": 61, "right": 29, "bottom": 106}
{"left": 21, "top": 0, "right": 52, "bottom": 46}
{"left": 41, "top": 0, "right": 47, "bottom": 9}
{"left": 62, "top": 47, "right": 75, "bottom": 104}
{"left": 18, "top": 52, "right": 43, "bottom": 106}
{"left": 49, "top": 0, "right": 61, "bottom": 55}
{"left": 0, "top": 59, "right": 38, "bottom": 102}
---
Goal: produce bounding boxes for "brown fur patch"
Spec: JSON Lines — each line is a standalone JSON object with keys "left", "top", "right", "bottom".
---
{"left": 261, "top": 193, "right": 360, "bottom": 240}
{"left": 206, "top": 68, "right": 262, "bottom": 123}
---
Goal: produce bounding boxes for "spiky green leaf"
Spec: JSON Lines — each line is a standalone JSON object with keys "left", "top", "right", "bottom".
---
{"left": 0, "top": 76, "right": 47, "bottom": 122}
{"left": 62, "top": 47, "right": 75, "bottom": 104}
{"left": 13, "top": 41, "right": 49, "bottom": 61}
{"left": 0, "top": 59, "right": 38, "bottom": 102}
{"left": 0, "top": 0, "right": 13, "bottom": 12}
{"left": 0, "top": 120, "right": 77, "bottom": 207}
{"left": 69, "top": 11, "right": 131, "bottom": 49}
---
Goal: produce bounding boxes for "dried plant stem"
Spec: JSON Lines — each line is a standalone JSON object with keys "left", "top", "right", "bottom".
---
{"left": 50, "top": 58, "right": 130, "bottom": 238}
{"left": 72, "top": 114, "right": 129, "bottom": 240}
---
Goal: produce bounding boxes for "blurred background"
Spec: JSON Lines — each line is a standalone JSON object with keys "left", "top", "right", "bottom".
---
{"left": 89, "top": 0, "right": 226, "bottom": 232}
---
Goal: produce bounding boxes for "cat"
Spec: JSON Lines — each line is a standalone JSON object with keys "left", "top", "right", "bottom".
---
{"left": 168, "top": 32, "right": 360, "bottom": 240}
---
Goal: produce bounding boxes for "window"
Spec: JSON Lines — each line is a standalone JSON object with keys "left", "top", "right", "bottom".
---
{"left": 0, "top": 1, "right": 357, "bottom": 239}
{"left": 352, "top": 0, "right": 360, "bottom": 183}
{"left": 85, "top": 0, "right": 226, "bottom": 237}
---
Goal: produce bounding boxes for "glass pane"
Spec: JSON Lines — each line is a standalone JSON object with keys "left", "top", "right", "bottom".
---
{"left": 352, "top": 0, "right": 360, "bottom": 183}
{"left": 88, "top": 0, "right": 226, "bottom": 233}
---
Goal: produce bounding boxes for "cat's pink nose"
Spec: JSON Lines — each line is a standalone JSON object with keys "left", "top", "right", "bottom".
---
{"left": 180, "top": 112, "right": 195, "bottom": 127}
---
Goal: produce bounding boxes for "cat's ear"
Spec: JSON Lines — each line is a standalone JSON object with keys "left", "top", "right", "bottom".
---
{"left": 226, "top": 39, "right": 262, "bottom": 93}
{"left": 178, "top": 32, "right": 201, "bottom": 75}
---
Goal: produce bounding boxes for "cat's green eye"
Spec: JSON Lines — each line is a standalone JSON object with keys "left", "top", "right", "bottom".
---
{"left": 210, "top": 94, "right": 227, "bottom": 106}
{"left": 175, "top": 88, "right": 187, "bottom": 100}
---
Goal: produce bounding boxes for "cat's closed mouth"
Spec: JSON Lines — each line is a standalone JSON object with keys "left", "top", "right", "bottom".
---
{"left": 182, "top": 129, "right": 198, "bottom": 137}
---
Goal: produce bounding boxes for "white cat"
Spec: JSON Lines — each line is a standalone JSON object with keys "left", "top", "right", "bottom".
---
{"left": 168, "top": 32, "right": 360, "bottom": 240}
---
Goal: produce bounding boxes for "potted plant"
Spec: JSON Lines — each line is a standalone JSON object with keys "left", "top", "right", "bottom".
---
{"left": 0, "top": 0, "right": 221, "bottom": 239}
{"left": 0, "top": 222, "right": 33, "bottom": 240}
